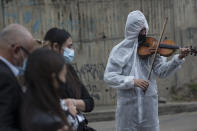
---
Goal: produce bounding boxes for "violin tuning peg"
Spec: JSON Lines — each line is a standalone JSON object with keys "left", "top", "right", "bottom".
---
{"left": 191, "top": 50, "right": 193, "bottom": 55}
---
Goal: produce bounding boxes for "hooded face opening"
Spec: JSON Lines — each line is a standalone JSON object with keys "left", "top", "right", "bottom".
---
{"left": 138, "top": 28, "right": 147, "bottom": 45}
{"left": 139, "top": 28, "right": 146, "bottom": 35}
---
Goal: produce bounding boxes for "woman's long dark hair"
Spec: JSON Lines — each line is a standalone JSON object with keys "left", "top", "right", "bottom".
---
{"left": 44, "top": 27, "right": 82, "bottom": 99}
{"left": 66, "top": 64, "right": 82, "bottom": 98}
{"left": 22, "top": 48, "right": 71, "bottom": 130}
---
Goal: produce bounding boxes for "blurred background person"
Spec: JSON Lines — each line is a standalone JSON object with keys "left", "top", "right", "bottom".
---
{"left": 21, "top": 48, "right": 73, "bottom": 131}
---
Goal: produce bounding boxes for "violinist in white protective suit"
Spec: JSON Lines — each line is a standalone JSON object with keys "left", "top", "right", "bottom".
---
{"left": 104, "top": 10, "right": 190, "bottom": 131}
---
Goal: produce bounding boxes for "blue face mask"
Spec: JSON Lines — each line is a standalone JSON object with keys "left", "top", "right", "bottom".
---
{"left": 63, "top": 48, "right": 75, "bottom": 63}
{"left": 17, "top": 59, "right": 27, "bottom": 76}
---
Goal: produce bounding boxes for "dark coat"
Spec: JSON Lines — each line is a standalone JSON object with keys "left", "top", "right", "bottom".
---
{"left": 60, "top": 64, "right": 94, "bottom": 112}
{"left": 0, "top": 60, "right": 23, "bottom": 131}
{"left": 21, "top": 99, "right": 65, "bottom": 131}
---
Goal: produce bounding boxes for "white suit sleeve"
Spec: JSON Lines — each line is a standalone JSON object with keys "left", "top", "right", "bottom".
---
{"left": 153, "top": 54, "right": 184, "bottom": 78}
{"left": 104, "top": 57, "right": 135, "bottom": 90}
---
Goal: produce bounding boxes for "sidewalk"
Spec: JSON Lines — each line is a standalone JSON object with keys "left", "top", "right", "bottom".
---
{"left": 85, "top": 102, "right": 197, "bottom": 122}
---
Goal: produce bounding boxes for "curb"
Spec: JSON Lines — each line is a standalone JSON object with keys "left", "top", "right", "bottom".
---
{"left": 85, "top": 102, "right": 197, "bottom": 122}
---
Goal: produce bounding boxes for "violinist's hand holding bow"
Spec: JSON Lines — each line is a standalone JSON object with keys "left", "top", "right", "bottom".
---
{"left": 134, "top": 79, "right": 149, "bottom": 91}
{"left": 178, "top": 47, "right": 190, "bottom": 59}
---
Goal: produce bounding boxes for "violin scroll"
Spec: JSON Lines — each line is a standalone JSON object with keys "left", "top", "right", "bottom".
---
{"left": 190, "top": 46, "right": 197, "bottom": 56}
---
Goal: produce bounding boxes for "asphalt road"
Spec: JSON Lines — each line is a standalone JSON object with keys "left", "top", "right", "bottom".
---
{"left": 89, "top": 112, "right": 197, "bottom": 131}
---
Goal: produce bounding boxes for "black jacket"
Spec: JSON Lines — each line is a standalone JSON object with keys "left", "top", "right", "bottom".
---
{"left": 60, "top": 64, "right": 94, "bottom": 112}
{"left": 0, "top": 60, "right": 23, "bottom": 131}
{"left": 21, "top": 104, "right": 64, "bottom": 131}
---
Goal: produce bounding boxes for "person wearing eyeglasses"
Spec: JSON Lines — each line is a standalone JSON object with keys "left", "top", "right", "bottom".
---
{"left": 0, "top": 24, "right": 34, "bottom": 131}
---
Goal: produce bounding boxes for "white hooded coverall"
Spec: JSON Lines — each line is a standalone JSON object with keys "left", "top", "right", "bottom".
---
{"left": 104, "top": 10, "right": 184, "bottom": 131}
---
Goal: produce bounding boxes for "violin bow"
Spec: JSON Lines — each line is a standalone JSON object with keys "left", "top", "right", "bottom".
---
{"left": 147, "top": 17, "right": 168, "bottom": 80}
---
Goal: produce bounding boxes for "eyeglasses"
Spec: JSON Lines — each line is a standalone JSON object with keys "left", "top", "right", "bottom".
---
{"left": 20, "top": 46, "right": 30, "bottom": 55}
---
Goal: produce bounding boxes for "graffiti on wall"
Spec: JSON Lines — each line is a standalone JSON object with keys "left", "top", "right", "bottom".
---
{"left": 86, "top": 84, "right": 101, "bottom": 100}
{"left": 85, "top": 84, "right": 116, "bottom": 101}
{"left": 72, "top": 63, "right": 106, "bottom": 82}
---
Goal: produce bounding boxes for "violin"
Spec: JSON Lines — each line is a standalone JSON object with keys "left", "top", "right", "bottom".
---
{"left": 145, "top": 17, "right": 196, "bottom": 81}
{"left": 138, "top": 37, "right": 197, "bottom": 58}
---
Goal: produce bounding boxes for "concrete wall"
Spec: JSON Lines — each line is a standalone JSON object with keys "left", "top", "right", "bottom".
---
{"left": 1, "top": 0, "right": 197, "bottom": 105}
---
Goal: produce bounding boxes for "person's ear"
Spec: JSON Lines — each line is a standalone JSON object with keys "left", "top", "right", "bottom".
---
{"left": 11, "top": 44, "right": 21, "bottom": 59}
{"left": 52, "top": 42, "right": 59, "bottom": 52}
{"left": 9, "top": 43, "right": 23, "bottom": 66}
{"left": 11, "top": 44, "right": 19, "bottom": 53}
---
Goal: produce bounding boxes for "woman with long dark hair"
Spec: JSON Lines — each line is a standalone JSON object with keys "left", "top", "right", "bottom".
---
{"left": 21, "top": 48, "right": 73, "bottom": 131}
{"left": 44, "top": 28, "right": 95, "bottom": 131}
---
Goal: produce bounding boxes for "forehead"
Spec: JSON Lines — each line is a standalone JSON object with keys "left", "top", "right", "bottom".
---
{"left": 67, "top": 37, "right": 72, "bottom": 43}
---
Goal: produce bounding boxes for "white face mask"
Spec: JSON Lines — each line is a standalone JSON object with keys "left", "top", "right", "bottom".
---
{"left": 63, "top": 48, "right": 75, "bottom": 63}
{"left": 16, "top": 48, "right": 28, "bottom": 76}
{"left": 17, "top": 59, "right": 27, "bottom": 76}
